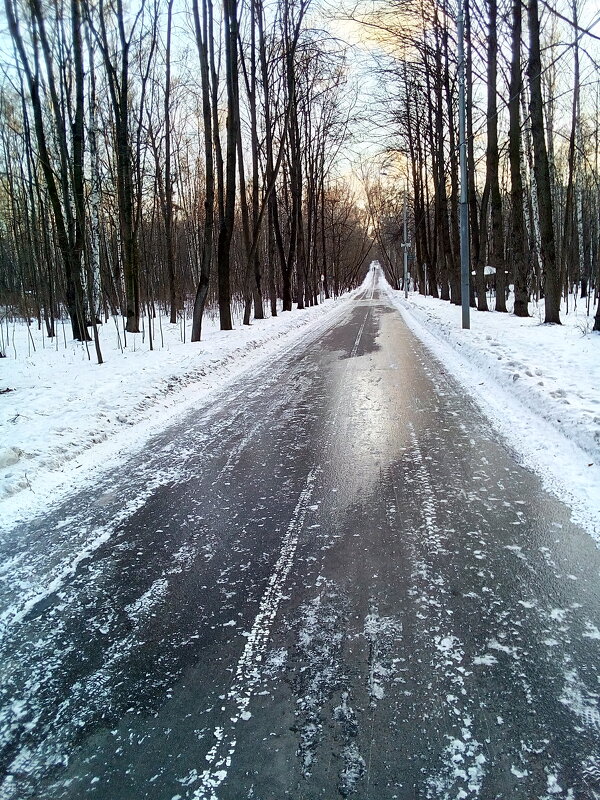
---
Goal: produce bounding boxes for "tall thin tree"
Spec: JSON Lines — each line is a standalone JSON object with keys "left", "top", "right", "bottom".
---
{"left": 527, "top": 0, "right": 561, "bottom": 323}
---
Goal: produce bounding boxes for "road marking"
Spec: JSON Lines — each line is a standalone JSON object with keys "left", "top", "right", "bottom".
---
{"left": 349, "top": 268, "right": 378, "bottom": 357}
{"left": 193, "top": 467, "right": 319, "bottom": 800}
{"left": 350, "top": 311, "right": 370, "bottom": 359}
{"left": 366, "top": 267, "right": 377, "bottom": 300}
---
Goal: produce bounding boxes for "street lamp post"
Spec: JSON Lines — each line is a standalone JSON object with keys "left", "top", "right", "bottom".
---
{"left": 401, "top": 188, "right": 410, "bottom": 300}
{"left": 457, "top": 0, "right": 470, "bottom": 329}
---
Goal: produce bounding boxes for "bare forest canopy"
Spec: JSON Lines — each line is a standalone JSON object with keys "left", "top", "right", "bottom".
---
{"left": 353, "top": 0, "right": 600, "bottom": 331}
{"left": 0, "top": 0, "right": 374, "bottom": 363}
{"left": 1, "top": 0, "right": 599, "bottom": 368}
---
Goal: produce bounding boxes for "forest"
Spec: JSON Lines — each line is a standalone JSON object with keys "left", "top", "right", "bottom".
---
{"left": 0, "top": 0, "right": 599, "bottom": 368}
{"left": 362, "top": 0, "right": 600, "bottom": 333}
{"left": 0, "top": 0, "right": 374, "bottom": 364}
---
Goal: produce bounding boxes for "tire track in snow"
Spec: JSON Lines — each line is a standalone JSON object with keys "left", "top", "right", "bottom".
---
{"left": 366, "top": 269, "right": 376, "bottom": 300}
{"left": 193, "top": 467, "right": 319, "bottom": 800}
{"left": 291, "top": 281, "right": 380, "bottom": 788}
{"left": 294, "top": 588, "right": 347, "bottom": 780}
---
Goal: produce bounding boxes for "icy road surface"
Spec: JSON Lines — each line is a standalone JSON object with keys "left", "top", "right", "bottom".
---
{"left": 0, "top": 270, "right": 599, "bottom": 799}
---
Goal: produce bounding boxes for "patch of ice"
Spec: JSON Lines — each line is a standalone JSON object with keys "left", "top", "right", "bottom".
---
{"left": 546, "top": 772, "right": 562, "bottom": 794}
{"left": 473, "top": 654, "right": 498, "bottom": 666}
{"left": 124, "top": 578, "right": 169, "bottom": 624}
{"left": 339, "top": 742, "right": 366, "bottom": 798}
{"left": 583, "top": 622, "right": 600, "bottom": 640}
{"left": 511, "top": 766, "right": 529, "bottom": 778}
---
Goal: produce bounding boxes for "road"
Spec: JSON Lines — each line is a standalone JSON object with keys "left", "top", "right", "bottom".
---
{"left": 0, "top": 268, "right": 599, "bottom": 800}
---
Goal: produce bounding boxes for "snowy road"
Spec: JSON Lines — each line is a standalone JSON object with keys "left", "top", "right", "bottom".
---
{"left": 1, "top": 270, "right": 599, "bottom": 799}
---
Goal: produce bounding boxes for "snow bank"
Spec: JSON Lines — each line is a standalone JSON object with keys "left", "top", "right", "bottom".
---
{"left": 0, "top": 289, "right": 360, "bottom": 529}
{"left": 381, "top": 278, "right": 600, "bottom": 543}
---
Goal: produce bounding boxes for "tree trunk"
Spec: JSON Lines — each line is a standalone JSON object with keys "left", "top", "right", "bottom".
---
{"left": 6, "top": 0, "right": 89, "bottom": 341}
{"left": 73, "top": 0, "right": 102, "bottom": 361}
{"left": 528, "top": 0, "right": 560, "bottom": 323}
{"left": 485, "top": 0, "right": 506, "bottom": 312}
{"left": 560, "top": 0, "right": 580, "bottom": 308}
{"left": 164, "top": 0, "right": 177, "bottom": 325}
{"left": 509, "top": 0, "right": 529, "bottom": 317}
{"left": 466, "top": 0, "right": 486, "bottom": 310}
{"left": 191, "top": 0, "right": 215, "bottom": 342}
{"left": 217, "top": 0, "right": 239, "bottom": 331}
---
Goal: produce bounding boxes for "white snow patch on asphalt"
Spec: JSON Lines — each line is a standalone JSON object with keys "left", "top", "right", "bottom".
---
{"left": 487, "top": 638, "right": 518, "bottom": 658}
{"left": 169, "top": 544, "right": 197, "bottom": 573}
{"left": 427, "top": 718, "right": 486, "bottom": 799}
{"left": 473, "top": 654, "right": 498, "bottom": 666}
{"left": 381, "top": 278, "right": 600, "bottom": 543}
{"left": 363, "top": 608, "right": 402, "bottom": 705}
{"left": 339, "top": 742, "right": 366, "bottom": 796}
{"left": 583, "top": 622, "right": 600, "bottom": 640}
{"left": 511, "top": 766, "right": 529, "bottom": 778}
{"left": 559, "top": 668, "right": 600, "bottom": 731}
{"left": 546, "top": 772, "right": 563, "bottom": 794}
{"left": 124, "top": 578, "right": 169, "bottom": 624}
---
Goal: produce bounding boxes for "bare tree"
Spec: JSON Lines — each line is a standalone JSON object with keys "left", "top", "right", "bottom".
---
{"left": 191, "top": 0, "right": 215, "bottom": 342}
{"left": 509, "top": 0, "right": 529, "bottom": 317}
{"left": 5, "top": 0, "right": 90, "bottom": 341}
{"left": 528, "top": 0, "right": 561, "bottom": 323}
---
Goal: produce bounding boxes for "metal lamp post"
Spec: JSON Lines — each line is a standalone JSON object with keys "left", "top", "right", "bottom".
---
{"left": 401, "top": 188, "right": 410, "bottom": 299}
{"left": 457, "top": 0, "right": 470, "bottom": 329}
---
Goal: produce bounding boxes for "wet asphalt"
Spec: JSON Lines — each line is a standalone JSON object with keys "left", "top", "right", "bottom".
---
{"left": 0, "top": 269, "right": 599, "bottom": 800}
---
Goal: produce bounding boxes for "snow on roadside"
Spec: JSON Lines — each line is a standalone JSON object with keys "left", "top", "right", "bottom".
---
{"left": 0, "top": 289, "right": 359, "bottom": 530}
{"left": 381, "top": 277, "right": 600, "bottom": 543}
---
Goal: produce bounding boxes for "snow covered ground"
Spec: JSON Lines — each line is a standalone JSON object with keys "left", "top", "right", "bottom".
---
{"left": 0, "top": 292, "right": 358, "bottom": 529}
{"left": 381, "top": 276, "right": 600, "bottom": 543}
